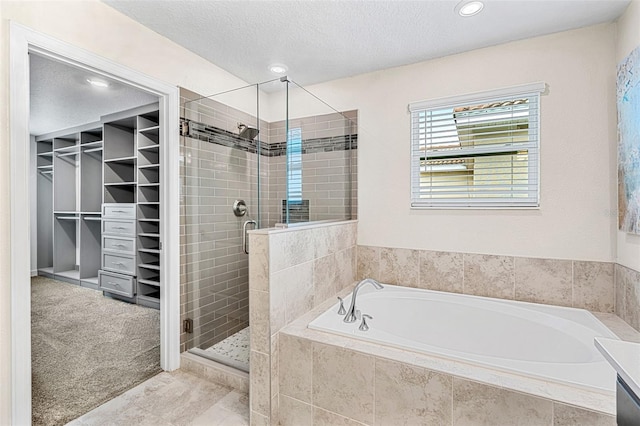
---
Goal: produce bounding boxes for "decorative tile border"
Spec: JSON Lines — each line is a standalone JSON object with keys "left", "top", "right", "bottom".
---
{"left": 182, "top": 118, "right": 357, "bottom": 157}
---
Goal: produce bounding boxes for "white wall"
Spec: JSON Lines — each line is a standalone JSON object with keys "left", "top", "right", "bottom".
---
{"left": 0, "top": 1, "right": 251, "bottom": 422}
{"left": 616, "top": 0, "right": 640, "bottom": 271}
{"left": 30, "top": 136, "right": 37, "bottom": 275}
{"left": 288, "top": 24, "right": 618, "bottom": 262}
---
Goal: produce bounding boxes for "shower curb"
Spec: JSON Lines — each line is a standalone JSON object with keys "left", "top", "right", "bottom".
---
{"left": 179, "top": 352, "right": 249, "bottom": 393}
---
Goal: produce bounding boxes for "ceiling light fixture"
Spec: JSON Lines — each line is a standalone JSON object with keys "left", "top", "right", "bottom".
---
{"left": 86, "top": 78, "right": 109, "bottom": 88}
{"left": 455, "top": 0, "right": 484, "bottom": 17}
{"left": 269, "top": 64, "right": 288, "bottom": 74}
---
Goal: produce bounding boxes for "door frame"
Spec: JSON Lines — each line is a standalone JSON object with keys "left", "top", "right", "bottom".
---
{"left": 9, "top": 21, "right": 181, "bottom": 424}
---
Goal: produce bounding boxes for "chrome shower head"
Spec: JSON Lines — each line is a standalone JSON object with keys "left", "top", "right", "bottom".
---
{"left": 238, "top": 123, "right": 259, "bottom": 140}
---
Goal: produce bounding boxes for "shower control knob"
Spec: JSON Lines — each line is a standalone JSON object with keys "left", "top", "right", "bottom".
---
{"left": 233, "top": 200, "right": 247, "bottom": 217}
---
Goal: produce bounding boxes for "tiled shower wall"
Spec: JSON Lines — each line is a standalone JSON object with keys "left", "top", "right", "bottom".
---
{"left": 268, "top": 111, "right": 358, "bottom": 226}
{"left": 180, "top": 89, "right": 260, "bottom": 351}
{"left": 179, "top": 87, "right": 357, "bottom": 352}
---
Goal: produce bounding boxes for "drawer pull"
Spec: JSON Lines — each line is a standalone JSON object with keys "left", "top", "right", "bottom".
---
{"left": 113, "top": 210, "right": 127, "bottom": 213}
{"left": 112, "top": 261, "right": 127, "bottom": 267}
{"left": 114, "top": 244, "right": 127, "bottom": 248}
{"left": 107, "top": 281, "right": 121, "bottom": 287}
{"left": 113, "top": 226, "right": 127, "bottom": 230}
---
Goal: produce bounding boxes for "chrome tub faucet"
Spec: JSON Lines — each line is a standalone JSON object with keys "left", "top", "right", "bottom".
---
{"left": 343, "top": 278, "right": 383, "bottom": 323}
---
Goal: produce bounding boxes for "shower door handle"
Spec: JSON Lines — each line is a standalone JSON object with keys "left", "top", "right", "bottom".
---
{"left": 243, "top": 220, "right": 257, "bottom": 254}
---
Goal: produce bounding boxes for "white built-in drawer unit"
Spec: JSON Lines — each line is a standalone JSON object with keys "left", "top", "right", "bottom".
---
{"left": 103, "top": 203, "right": 136, "bottom": 219}
{"left": 102, "top": 252, "right": 136, "bottom": 275}
{"left": 98, "top": 270, "right": 135, "bottom": 298}
{"left": 103, "top": 236, "right": 135, "bottom": 254}
{"left": 103, "top": 219, "right": 136, "bottom": 237}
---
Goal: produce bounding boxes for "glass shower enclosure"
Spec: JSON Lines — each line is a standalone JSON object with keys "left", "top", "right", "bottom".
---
{"left": 179, "top": 78, "right": 357, "bottom": 372}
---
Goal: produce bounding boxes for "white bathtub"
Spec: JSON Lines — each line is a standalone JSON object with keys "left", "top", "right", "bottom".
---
{"left": 308, "top": 284, "right": 618, "bottom": 393}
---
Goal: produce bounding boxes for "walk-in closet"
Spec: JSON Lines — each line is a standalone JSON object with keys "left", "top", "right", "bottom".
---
{"left": 29, "top": 53, "right": 164, "bottom": 425}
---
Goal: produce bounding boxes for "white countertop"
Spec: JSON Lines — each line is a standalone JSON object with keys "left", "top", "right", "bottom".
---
{"left": 595, "top": 337, "right": 640, "bottom": 397}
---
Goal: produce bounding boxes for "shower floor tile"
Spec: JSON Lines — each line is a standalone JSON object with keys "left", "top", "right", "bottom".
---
{"left": 203, "top": 327, "right": 250, "bottom": 369}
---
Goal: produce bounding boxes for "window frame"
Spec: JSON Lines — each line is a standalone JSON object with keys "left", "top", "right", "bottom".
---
{"left": 409, "top": 82, "right": 545, "bottom": 209}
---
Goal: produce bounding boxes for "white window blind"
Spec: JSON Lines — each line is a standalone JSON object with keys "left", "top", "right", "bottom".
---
{"left": 410, "top": 83, "right": 544, "bottom": 208}
{"left": 287, "top": 127, "right": 303, "bottom": 203}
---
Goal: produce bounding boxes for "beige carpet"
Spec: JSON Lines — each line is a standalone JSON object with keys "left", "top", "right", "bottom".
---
{"left": 31, "top": 276, "right": 161, "bottom": 426}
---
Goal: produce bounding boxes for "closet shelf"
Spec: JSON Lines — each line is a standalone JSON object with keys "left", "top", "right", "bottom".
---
{"left": 137, "top": 293, "right": 160, "bottom": 302}
{"left": 138, "top": 183, "right": 160, "bottom": 187}
{"left": 82, "top": 276, "right": 99, "bottom": 285}
{"left": 83, "top": 217, "right": 102, "bottom": 221}
{"left": 37, "top": 165, "right": 53, "bottom": 170}
{"left": 138, "top": 232, "right": 160, "bottom": 238}
{"left": 138, "top": 279, "right": 160, "bottom": 287}
{"left": 138, "top": 248, "right": 160, "bottom": 254}
{"left": 138, "top": 218, "right": 160, "bottom": 222}
{"left": 54, "top": 145, "right": 79, "bottom": 153}
{"left": 57, "top": 151, "right": 79, "bottom": 158}
{"left": 81, "top": 141, "right": 103, "bottom": 148}
{"left": 37, "top": 152, "right": 53, "bottom": 157}
{"left": 138, "top": 164, "right": 159, "bottom": 169}
{"left": 56, "top": 270, "right": 80, "bottom": 280}
{"left": 138, "top": 144, "right": 160, "bottom": 151}
{"left": 138, "top": 202, "right": 160, "bottom": 205}
{"left": 104, "top": 156, "right": 136, "bottom": 164}
{"left": 57, "top": 216, "right": 80, "bottom": 220}
{"left": 139, "top": 263, "right": 160, "bottom": 271}
{"left": 139, "top": 125, "right": 160, "bottom": 133}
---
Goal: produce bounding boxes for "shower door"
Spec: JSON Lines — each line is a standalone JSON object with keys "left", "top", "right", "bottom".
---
{"left": 179, "top": 84, "right": 264, "bottom": 372}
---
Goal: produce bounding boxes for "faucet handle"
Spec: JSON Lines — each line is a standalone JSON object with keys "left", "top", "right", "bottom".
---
{"left": 337, "top": 297, "right": 346, "bottom": 315}
{"left": 359, "top": 314, "right": 373, "bottom": 332}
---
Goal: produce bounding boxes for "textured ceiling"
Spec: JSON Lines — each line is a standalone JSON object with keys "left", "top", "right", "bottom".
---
{"left": 30, "top": 54, "right": 158, "bottom": 135}
{"left": 30, "top": 0, "right": 630, "bottom": 135}
{"left": 104, "top": 0, "right": 630, "bottom": 88}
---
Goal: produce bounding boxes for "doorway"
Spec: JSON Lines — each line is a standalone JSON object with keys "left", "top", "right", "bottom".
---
{"left": 10, "top": 22, "right": 180, "bottom": 425}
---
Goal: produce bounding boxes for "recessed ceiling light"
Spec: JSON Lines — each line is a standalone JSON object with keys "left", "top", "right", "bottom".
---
{"left": 269, "top": 64, "right": 288, "bottom": 74}
{"left": 456, "top": 0, "right": 484, "bottom": 17}
{"left": 86, "top": 78, "right": 109, "bottom": 88}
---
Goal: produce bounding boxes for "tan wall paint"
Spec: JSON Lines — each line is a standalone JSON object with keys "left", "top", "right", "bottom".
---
{"left": 272, "top": 24, "right": 618, "bottom": 262}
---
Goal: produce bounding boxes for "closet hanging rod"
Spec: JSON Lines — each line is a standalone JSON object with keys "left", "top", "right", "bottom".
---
{"left": 57, "top": 151, "right": 79, "bottom": 158}
{"left": 83, "top": 147, "right": 103, "bottom": 154}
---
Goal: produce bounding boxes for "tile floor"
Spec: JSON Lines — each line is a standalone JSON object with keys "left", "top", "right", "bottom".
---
{"left": 66, "top": 370, "right": 249, "bottom": 426}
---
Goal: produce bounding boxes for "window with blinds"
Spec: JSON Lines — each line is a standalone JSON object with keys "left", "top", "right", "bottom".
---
{"left": 287, "top": 127, "right": 303, "bottom": 203}
{"left": 410, "top": 83, "right": 544, "bottom": 208}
